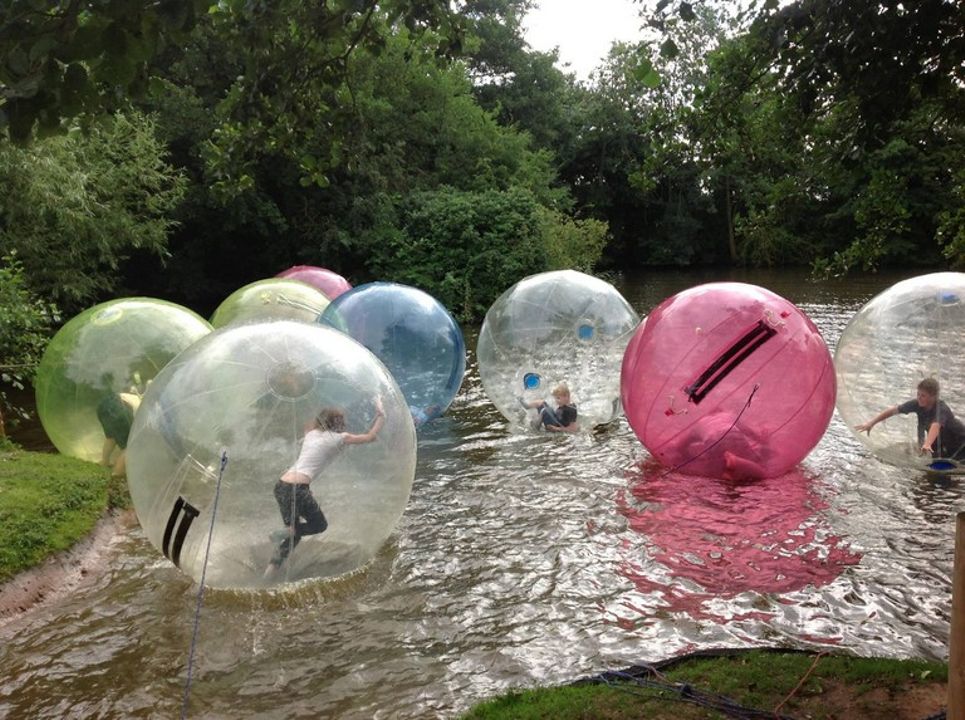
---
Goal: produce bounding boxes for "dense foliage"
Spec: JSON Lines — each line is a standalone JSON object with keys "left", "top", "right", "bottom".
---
{"left": 360, "top": 187, "right": 604, "bottom": 320}
{"left": 0, "top": 0, "right": 961, "bottom": 335}
{"left": 0, "top": 111, "right": 185, "bottom": 309}
{"left": 0, "top": 256, "right": 58, "bottom": 434}
{"left": 131, "top": 17, "right": 587, "bottom": 313}
{"left": 624, "top": 0, "right": 964, "bottom": 273}
{"left": 0, "top": 0, "right": 462, "bottom": 147}
{"left": 0, "top": 0, "right": 206, "bottom": 142}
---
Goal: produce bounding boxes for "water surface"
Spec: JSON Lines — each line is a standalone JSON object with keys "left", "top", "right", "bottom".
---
{"left": 2, "top": 268, "right": 959, "bottom": 719}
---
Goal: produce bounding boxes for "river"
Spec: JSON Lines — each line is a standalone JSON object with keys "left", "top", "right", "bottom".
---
{"left": 1, "top": 268, "right": 959, "bottom": 719}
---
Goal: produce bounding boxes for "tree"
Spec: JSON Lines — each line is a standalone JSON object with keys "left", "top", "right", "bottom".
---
{"left": 626, "top": 5, "right": 734, "bottom": 265}
{"left": 0, "top": 0, "right": 207, "bottom": 142}
{"left": 562, "top": 8, "right": 730, "bottom": 270}
{"left": 0, "top": 254, "right": 59, "bottom": 437}
{"left": 134, "top": 18, "right": 585, "bottom": 314}
{"left": 761, "top": 0, "right": 963, "bottom": 144}
{"left": 686, "top": 27, "right": 818, "bottom": 266}
{"left": 760, "top": 0, "right": 965, "bottom": 272}
{"left": 0, "top": 0, "right": 463, "bottom": 152}
{"left": 0, "top": 111, "right": 186, "bottom": 310}
{"left": 563, "top": 44, "right": 655, "bottom": 266}
{"left": 460, "top": 0, "right": 534, "bottom": 82}
{"left": 938, "top": 166, "right": 965, "bottom": 268}
{"left": 184, "top": 0, "right": 465, "bottom": 197}
{"left": 463, "top": 0, "right": 584, "bottom": 158}
{"left": 365, "top": 188, "right": 549, "bottom": 320}
{"left": 640, "top": 0, "right": 964, "bottom": 272}
{"left": 808, "top": 97, "right": 965, "bottom": 273}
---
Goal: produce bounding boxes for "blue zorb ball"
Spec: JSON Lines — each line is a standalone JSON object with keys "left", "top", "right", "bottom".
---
{"left": 319, "top": 282, "right": 465, "bottom": 427}
{"left": 125, "top": 321, "right": 417, "bottom": 589}
{"left": 477, "top": 270, "right": 640, "bottom": 429}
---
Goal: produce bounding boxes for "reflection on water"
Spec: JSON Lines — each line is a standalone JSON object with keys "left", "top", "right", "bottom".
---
{"left": 615, "top": 462, "right": 862, "bottom": 627}
{"left": 1, "top": 268, "right": 961, "bottom": 719}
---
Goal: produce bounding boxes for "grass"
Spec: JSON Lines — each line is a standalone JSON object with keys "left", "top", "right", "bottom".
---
{"left": 460, "top": 650, "right": 948, "bottom": 719}
{"left": 0, "top": 443, "right": 118, "bottom": 583}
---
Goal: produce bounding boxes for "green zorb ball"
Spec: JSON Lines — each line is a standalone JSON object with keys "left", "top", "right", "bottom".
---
{"left": 35, "top": 298, "right": 212, "bottom": 462}
{"left": 209, "top": 278, "right": 331, "bottom": 328}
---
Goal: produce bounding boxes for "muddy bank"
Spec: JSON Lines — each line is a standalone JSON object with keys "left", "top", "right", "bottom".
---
{"left": 0, "top": 509, "right": 136, "bottom": 631}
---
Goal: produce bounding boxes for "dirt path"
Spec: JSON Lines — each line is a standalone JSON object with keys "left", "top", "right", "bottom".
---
{"left": 0, "top": 509, "right": 136, "bottom": 631}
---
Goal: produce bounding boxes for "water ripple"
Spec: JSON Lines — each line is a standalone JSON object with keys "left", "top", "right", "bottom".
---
{"left": 1, "top": 269, "right": 958, "bottom": 719}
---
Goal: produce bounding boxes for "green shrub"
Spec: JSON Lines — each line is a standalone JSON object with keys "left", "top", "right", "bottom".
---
{"left": 540, "top": 209, "right": 608, "bottom": 272}
{"left": 0, "top": 449, "right": 107, "bottom": 583}
{"left": 0, "top": 254, "right": 59, "bottom": 433}
{"left": 367, "top": 187, "right": 548, "bottom": 320}
{"left": 0, "top": 112, "right": 186, "bottom": 311}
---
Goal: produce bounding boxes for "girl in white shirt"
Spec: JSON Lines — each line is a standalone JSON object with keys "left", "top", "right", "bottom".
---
{"left": 266, "top": 397, "right": 385, "bottom": 576}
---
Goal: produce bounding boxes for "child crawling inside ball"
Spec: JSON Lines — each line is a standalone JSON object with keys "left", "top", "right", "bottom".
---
{"left": 265, "top": 397, "right": 385, "bottom": 578}
{"left": 855, "top": 377, "right": 965, "bottom": 460}
{"left": 520, "top": 382, "right": 580, "bottom": 433}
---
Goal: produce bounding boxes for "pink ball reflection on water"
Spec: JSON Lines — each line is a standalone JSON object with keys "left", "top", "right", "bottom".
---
{"left": 613, "top": 462, "right": 861, "bottom": 625}
{"left": 621, "top": 283, "right": 835, "bottom": 479}
{"left": 277, "top": 265, "right": 352, "bottom": 300}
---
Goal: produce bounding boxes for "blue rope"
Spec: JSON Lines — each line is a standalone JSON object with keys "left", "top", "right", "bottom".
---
{"left": 586, "top": 660, "right": 945, "bottom": 720}
{"left": 180, "top": 449, "right": 228, "bottom": 720}
{"left": 595, "top": 666, "right": 794, "bottom": 719}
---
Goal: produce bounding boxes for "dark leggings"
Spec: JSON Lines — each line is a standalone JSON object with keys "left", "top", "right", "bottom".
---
{"left": 272, "top": 481, "right": 328, "bottom": 563}
{"left": 944, "top": 443, "right": 965, "bottom": 461}
{"left": 537, "top": 403, "right": 563, "bottom": 428}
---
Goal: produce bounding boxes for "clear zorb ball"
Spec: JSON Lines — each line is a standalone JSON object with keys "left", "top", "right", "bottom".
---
{"left": 836, "top": 272, "right": 965, "bottom": 472}
{"left": 476, "top": 270, "right": 640, "bottom": 429}
{"left": 125, "top": 321, "right": 417, "bottom": 589}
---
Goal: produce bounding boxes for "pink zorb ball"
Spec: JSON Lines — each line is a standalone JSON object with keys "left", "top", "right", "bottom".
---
{"left": 621, "top": 283, "right": 835, "bottom": 479}
{"left": 277, "top": 265, "right": 352, "bottom": 300}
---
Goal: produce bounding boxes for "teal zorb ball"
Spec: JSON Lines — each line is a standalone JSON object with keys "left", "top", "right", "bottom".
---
{"left": 35, "top": 298, "right": 212, "bottom": 462}
{"left": 125, "top": 321, "right": 417, "bottom": 589}
{"left": 476, "top": 270, "right": 640, "bottom": 429}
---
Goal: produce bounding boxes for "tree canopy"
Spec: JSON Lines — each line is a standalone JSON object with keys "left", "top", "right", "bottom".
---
{"left": 0, "top": 0, "right": 463, "bottom": 149}
{"left": 0, "top": 0, "right": 961, "bottom": 329}
{"left": 593, "top": 0, "right": 964, "bottom": 273}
